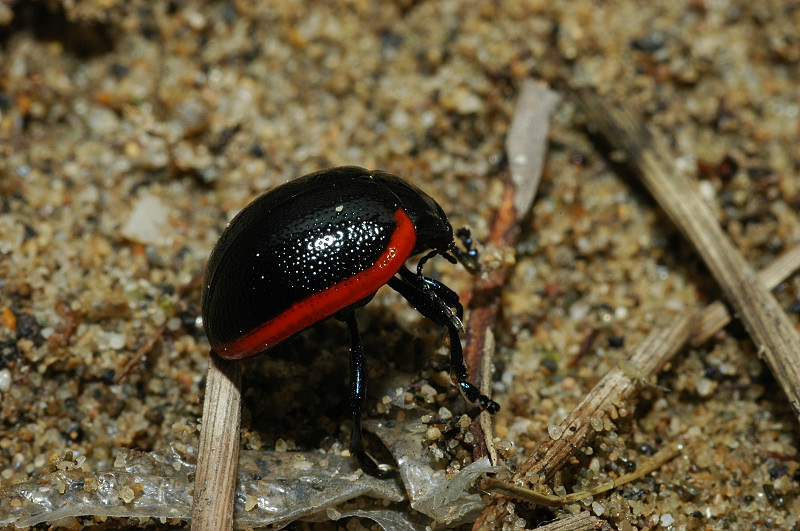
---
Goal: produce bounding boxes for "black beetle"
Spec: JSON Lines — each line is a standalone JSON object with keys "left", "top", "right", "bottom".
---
{"left": 201, "top": 166, "right": 498, "bottom": 476}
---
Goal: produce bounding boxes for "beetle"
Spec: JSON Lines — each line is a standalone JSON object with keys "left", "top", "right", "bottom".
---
{"left": 201, "top": 166, "right": 499, "bottom": 477}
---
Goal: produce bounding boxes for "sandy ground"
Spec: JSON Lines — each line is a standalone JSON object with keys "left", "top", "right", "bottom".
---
{"left": 1, "top": 0, "right": 799, "bottom": 529}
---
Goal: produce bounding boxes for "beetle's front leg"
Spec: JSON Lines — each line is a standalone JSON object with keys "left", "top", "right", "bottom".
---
{"left": 387, "top": 275, "right": 499, "bottom": 414}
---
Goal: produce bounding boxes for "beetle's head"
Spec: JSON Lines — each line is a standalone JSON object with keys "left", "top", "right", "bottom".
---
{"left": 371, "top": 171, "right": 451, "bottom": 247}
{"left": 371, "top": 170, "right": 481, "bottom": 275}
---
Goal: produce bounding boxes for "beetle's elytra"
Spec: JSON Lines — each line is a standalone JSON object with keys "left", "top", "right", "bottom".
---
{"left": 201, "top": 166, "right": 499, "bottom": 477}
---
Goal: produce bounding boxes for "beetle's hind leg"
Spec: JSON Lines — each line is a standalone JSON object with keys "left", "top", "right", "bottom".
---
{"left": 337, "top": 309, "right": 390, "bottom": 478}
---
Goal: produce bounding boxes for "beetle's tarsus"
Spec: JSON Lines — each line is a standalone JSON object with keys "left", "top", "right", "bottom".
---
{"left": 459, "top": 380, "right": 500, "bottom": 414}
{"left": 353, "top": 447, "right": 391, "bottom": 479}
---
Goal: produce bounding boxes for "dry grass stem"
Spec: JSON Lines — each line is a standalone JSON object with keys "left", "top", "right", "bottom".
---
{"left": 191, "top": 352, "right": 243, "bottom": 530}
{"left": 578, "top": 89, "right": 800, "bottom": 422}
{"left": 484, "top": 441, "right": 687, "bottom": 507}
{"left": 515, "top": 311, "right": 696, "bottom": 482}
{"left": 691, "top": 245, "right": 800, "bottom": 345}
{"left": 523, "top": 511, "right": 597, "bottom": 531}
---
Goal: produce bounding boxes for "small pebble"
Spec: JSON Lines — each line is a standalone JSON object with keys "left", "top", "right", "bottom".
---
{"left": 120, "top": 194, "right": 170, "bottom": 246}
{"left": 426, "top": 426, "right": 442, "bottom": 441}
{"left": 118, "top": 486, "right": 135, "bottom": 504}
{"left": 107, "top": 333, "right": 126, "bottom": 350}
{"left": 0, "top": 368, "right": 11, "bottom": 393}
{"left": 696, "top": 377, "right": 715, "bottom": 397}
{"left": 419, "top": 384, "right": 437, "bottom": 403}
{"left": 0, "top": 308, "right": 16, "bottom": 330}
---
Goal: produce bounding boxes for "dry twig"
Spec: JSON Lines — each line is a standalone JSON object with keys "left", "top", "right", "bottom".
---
{"left": 191, "top": 352, "right": 243, "bottom": 530}
{"left": 115, "top": 324, "right": 165, "bottom": 385}
{"left": 528, "top": 511, "right": 598, "bottom": 531}
{"left": 690, "top": 245, "right": 800, "bottom": 346}
{"left": 464, "top": 81, "right": 560, "bottom": 462}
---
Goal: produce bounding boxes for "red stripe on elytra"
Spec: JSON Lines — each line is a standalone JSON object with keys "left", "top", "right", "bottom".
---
{"left": 214, "top": 208, "right": 417, "bottom": 360}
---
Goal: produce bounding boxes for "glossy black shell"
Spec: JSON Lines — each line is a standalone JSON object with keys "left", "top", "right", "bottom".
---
{"left": 201, "top": 166, "right": 454, "bottom": 355}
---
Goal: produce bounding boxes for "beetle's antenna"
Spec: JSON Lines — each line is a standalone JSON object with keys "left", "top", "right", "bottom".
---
{"left": 416, "top": 249, "right": 439, "bottom": 277}
{"left": 441, "top": 252, "right": 458, "bottom": 265}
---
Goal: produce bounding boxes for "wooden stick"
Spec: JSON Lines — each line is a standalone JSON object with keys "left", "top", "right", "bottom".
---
{"left": 464, "top": 177, "right": 517, "bottom": 463}
{"left": 191, "top": 351, "right": 243, "bottom": 530}
{"left": 578, "top": 88, "right": 800, "bottom": 421}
